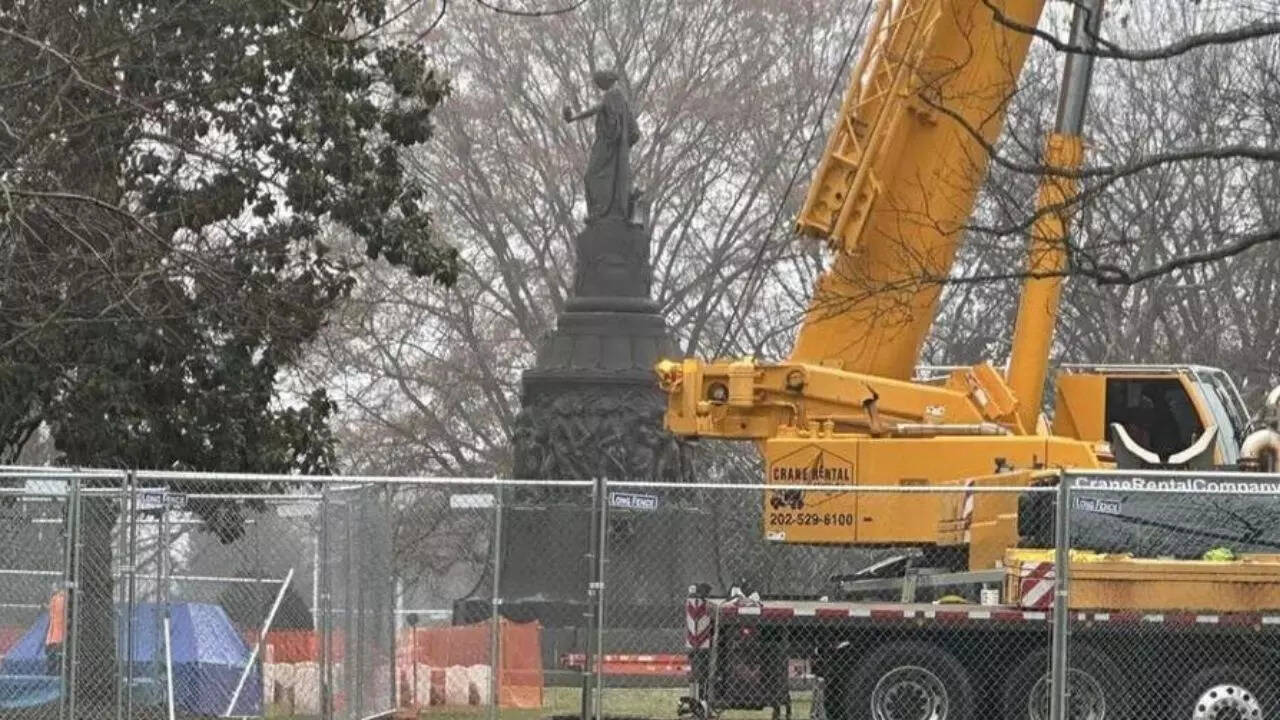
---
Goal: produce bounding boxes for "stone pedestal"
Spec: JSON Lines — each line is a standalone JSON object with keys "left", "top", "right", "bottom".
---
{"left": 512, "top": 217, "right": 686, "bottom": 484}
{"left": 490, "top": 217, "right": 716, "bottom": 631}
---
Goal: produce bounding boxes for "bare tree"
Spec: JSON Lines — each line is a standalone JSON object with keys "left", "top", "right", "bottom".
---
{"left": 916, "top": 3, "right": 1280, "bottom": 402}
{"left": 299, "top": 0, "right": 871, "bottom": 476}
{"left": 1053, "top": 4, "right": 1280, "bottom": 398}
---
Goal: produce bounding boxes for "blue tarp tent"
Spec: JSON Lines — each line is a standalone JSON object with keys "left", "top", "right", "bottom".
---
{"left": 124, "top": 602, "right": 262, "bottom": 716}
{"left": 0, "top": 613, "right": 61, "bottom": 710}
{"left": 0, "top": 602, "right": 262, "bottom": 715}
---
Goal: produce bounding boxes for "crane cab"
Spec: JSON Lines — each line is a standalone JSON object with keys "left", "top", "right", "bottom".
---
{"left": 1051, "top": 364, "right": 1251, "bottom": 469}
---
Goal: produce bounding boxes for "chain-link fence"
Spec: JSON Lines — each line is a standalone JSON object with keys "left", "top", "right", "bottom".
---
{"left": 594, "top": 482, "right": 1063, "bottom": 720}
{"left": 0, "top": 483, "right": 73, "bottom": 720}
{"left": 1058, "top": 470, "right": 1280, "bottom": 720}
{"left": 587, "top": 474, "right": 1280, "bottom": 720}
{"left": 4, "top": 468, "right": 1280, "bottom": 720}
{"left": 0, "top": 471, "right": 398, "bottom": 720}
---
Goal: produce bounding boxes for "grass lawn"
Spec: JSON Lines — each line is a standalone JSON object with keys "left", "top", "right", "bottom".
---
{"left": 415, "top": 686, "right": 813, "bottom": 720}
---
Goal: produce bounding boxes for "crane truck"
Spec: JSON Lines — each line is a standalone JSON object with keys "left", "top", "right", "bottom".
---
{"left": 654, "top": 1, "right": 1280, "bottom": 719}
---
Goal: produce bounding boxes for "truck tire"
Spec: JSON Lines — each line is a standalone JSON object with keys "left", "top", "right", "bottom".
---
{"left": 843, "top": 641, "right": 973, "bottom": 720}
{"left": 1177, "top": 665, "right": 1274, "bottom": 720}
{"left": 1000, "top": 643, "right": 1129, "bottom": 720}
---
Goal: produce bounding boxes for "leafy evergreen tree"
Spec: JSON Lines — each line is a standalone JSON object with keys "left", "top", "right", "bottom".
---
{"left": 1, "top": 0, "right": 454, "bottom": 708}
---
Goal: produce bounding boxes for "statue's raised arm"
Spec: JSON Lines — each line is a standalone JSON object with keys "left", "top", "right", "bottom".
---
{"left": 562, "top": 103, "right": 600, "bottom": 124}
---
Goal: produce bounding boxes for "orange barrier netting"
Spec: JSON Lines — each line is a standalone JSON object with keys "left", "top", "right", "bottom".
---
{"left": 44, "top": 592, "right": 66, "bottom": 647}
{"left": 241, "top": 619, "right": 543, "bottom": 710}
{"left": 4, "top": 603, "right": 544, "bottom": 711}
{"left": 397, "top": 619, "right": 543, "bottom": 709}
{"left": 245, "top": 629, "right": 335, "bottom": 663}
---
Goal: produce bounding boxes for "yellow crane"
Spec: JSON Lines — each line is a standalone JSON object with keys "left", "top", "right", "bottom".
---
{"left": 655, "top": 0, "right": 1274, "bottom": 571}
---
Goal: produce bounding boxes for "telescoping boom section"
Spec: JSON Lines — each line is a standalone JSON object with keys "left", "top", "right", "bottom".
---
{"left": 792, "top": 0, "right": 1045, "bottom": 380}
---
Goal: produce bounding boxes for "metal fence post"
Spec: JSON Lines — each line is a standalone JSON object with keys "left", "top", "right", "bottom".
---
{"left": 150, "top": 498, "right": 161, "bottom": 695}
{"left": 65, "top": 473, "right": 82, "bottom": 720}
{"left": 593, "top": 477, "right": 608, "bottom": 720}
{"left": 114, "top": 478, "right": 130, "bottom": 720}
{"left": 160, "top": 498, "right": 174, "bottom": 720}
{"left": 386, "top": 483, "right": 396, "bottom": 717}
{"left": 488, "top": 482, "right": 504, "bottom": 720}
{"left": 581, "top": 477, "right": 601, "bottom": 720}
{"left": 125, "top": 474, "right": 139, "bottom": 720}
{"left": 319, "top": 484, "right": 332, "bottom": 720}
{"left": 1049, "top": 473, "right": 1072, "bottom": 720}
{"left": 343, "top": 494, "right": 355, "bottom": 719}
{"left": 354, "top": 486, "right": 367, "bottom": 717}
{"left": 57, "top": 474, "right": 80, "bottom": 720}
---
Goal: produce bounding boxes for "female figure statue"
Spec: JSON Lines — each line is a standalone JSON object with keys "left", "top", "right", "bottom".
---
{"left": 563, "top": 70, "right": 641, "bottom": 224}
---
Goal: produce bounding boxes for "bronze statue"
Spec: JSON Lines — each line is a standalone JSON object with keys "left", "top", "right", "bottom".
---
{"left": 563, "top": 70, "right": 642, "bottom": 224}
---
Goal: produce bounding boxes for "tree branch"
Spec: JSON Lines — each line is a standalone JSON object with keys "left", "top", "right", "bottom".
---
{"left": 981, "top": 0, "right": 1280, "bottom": 63}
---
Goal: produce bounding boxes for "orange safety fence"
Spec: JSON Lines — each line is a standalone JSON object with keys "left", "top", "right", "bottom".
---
{"left": 0, "top": 594, "right": 65, "bottom": 655}
{"left": 243, "top": 629, "right": 340, "bottom": 663}
{"left": 397, "top": 619, "right": 543, "bottom": 709}
{"left": 45, "top": 592, "right": 66, "bottom": 647}
{"left": 2, "top": 611, "right": 544, "bottom": 711}
{"left": 240, "top": 619, "right": 544, "bottom": 710}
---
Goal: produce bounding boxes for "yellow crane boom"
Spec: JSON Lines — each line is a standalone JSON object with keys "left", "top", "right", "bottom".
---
{"left": 657, "top": 0, "right": 1059, "bottom": 443}
{"left": 1005, "top": 2, "right": 1100, "bottom": 431}
{"left": 655, "top": 0, "right": 1263, "bottom": 568}
{"left": 791, "top": 0, "right": 1047, "bottom": 381}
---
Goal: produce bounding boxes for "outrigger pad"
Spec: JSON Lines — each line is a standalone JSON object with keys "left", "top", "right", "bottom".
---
{"left": 1110, "top": 423, "right": 1218, "bottom": 470}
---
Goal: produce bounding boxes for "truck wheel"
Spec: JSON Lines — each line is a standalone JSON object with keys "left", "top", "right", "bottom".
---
{"left": 843, "top": 641, "right": 973, "bottom": 720}
{"left": 1178, "top": 665, "right": 1273, "bottom": 720}
{"left": 1000, "top": 644, "right": 1129, "bottom": 720}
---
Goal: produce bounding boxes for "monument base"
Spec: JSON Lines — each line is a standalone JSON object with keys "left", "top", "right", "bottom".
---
{"left": 497, "top": 213, "right": 713, "bottom": 633}
{"left": 524, "top": 308, "right": 672, "bottom": 385}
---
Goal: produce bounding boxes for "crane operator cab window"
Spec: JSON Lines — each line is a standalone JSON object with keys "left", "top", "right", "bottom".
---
{"left": 1106, "top": 378, "right": 1218, "bottom": 470}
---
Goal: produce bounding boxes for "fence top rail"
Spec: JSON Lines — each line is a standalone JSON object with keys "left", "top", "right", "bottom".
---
{"left": 1, "top": 467, "right": 596, "bottom": 488}
{"left": 1069, "top": 477, "right": 1280, "bottom": 495}
{"left": 0, "top": 486, "right": 329, "bottom": 504}
{"left": 14, "top": 467, "right": 1280, "bottom": 496}
{"left": 613, "top": 480, "right": 1059, "bottom": 493}
{"left": 11, "top": 465, "right": 1280, "bottom": 483}
{"left": 0, "top": 465, "right": 123, "bottom": 475}
{"left": 2, "top": 469, "right": 1058, "bottom": 494}
{"left": 0, "top": 487, "right": 73, "bottom": 498}
{"left": 146, "top": 492, "right": 326, "bottom": 502}
{"left": 0, "top": 471, "right": 123, "bottom": 481}
{"left": 131, "top": 471, "right": 596, "bottom": 487}
{"left": 1066, "top": 468, "right": 1280, "bottom": 481}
